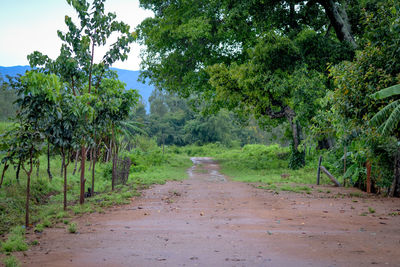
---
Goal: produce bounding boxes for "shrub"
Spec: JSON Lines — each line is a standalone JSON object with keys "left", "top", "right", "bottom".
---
{"left": 34, "top": 223, "right": 44, "bottom": 233}
{"left": 3, "top": 255, "right": 21, "bottom": 267}
{"left": 68, "top": 223, "right": 77, "bottom": 233}
{"left": 1, "top": 226, "right": 28, "bottom": 252}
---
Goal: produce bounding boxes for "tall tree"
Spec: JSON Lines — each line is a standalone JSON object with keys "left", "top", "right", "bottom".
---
{"left": 137, "top": 0, "right": 355, "bottom": 167}
{"left": 11, "top": 72, "right": 60, "bottom": 227}
{"left": 29, "top": 0, "right": 135, "bottom": 204}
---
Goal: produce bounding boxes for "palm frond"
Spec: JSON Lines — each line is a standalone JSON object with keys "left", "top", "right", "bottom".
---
{"left": 370, "top": 84, "right": 400, "bottom": 100}
{"left": 119, "top": 121, "right": 147, "bottom": 136}
{"left": 370, "top": 100, "right": 400, "bottom": 126}
{"left": 380, "top": 104, "right": 400, "bottom": 136}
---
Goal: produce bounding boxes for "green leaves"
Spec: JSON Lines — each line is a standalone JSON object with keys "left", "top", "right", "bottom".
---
{"left": 370, "top": 84, "right": 400, "bottom": 136}
{"left": 370, "top": 84, "right": 400, "bottom": 100}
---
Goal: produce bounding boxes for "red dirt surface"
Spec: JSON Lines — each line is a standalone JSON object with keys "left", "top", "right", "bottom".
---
{"left": 15, "top": 157, "right": 400, "bottom": 266}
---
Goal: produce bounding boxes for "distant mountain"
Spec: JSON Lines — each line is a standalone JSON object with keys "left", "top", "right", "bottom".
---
{"left": 0, "top": 65, "right": 31, "bottom": 77}
{"left": 0, "top": 65, "right": 154, "bottom": 111}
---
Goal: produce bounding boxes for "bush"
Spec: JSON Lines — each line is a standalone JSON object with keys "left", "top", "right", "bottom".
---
{"left": 68, "top": 222, "right": 77, "bottom": 233}
{"left": 288, "top": 145, "right": 305, "bottom": 170}
{"left": 3, "top": 255, "right": 21, "bottom": 267}
{"left": 1, "top": 226, "right": 28, "bottom": 252}
{"left": 34, "top": 223, "right": 44, "bottom": 233}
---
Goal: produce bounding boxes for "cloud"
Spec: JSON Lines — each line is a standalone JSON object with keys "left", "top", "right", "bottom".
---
{"left": 0, "top": 0, "right": 153, "bottom": 71}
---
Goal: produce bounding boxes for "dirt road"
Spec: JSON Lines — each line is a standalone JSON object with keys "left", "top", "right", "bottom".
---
{"left": 18, "top": 157, "right": 400, "bottom": 266}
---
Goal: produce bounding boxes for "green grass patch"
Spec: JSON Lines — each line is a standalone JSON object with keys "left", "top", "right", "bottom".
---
{"left": 68, "top": 222, "right": 77, "bottom": 233}
{"left": 0, "top": 226, "right": 28, "bottom": 252}
{"left": 0, "top": 144, "right": 193, "bottom": 236}
{"left": 171, "top": 143, "right": 338, "bottom": 194}
{"left": 210, "top": 144, "right": 329, "bottom": 188}
{"left": 279, "top": 185, "right": 312, "bottom": 193}
{"left": 2, "top": 255, "right": 21, "bottom": 267}
{"left": 368, "top": 207, "right": 375, "bottom": 214}
{"left": 349, "top": 192, "right": 362, "bottom": 198}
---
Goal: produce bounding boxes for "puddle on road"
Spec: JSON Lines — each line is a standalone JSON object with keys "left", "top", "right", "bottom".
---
{"left": 188, "top": 157, "right": 226, "bottom": 182}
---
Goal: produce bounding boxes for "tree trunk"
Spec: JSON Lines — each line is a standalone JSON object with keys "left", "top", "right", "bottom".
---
{"left": 91, "top": 143, "right": 96, "bottom": 194}
{"left": 16, "top": 159, "right": 21, "bottom": 184}
{"left": 47, "top": 142, "right": 53, "bottom": 181}
{"left": 318, "top": 0, "right": 357, "bottom": 48}
{"left": 396, "top": 156, "right": 400, "bottom": 197}
{"left": 72, "top": 150, "right": 79, "bottom": 175}
{"left": 61, "top": 150, "right": 66, "bottom": 210}
{"left": 63, "top": 149, "right": 71, "bottom": 210}
{"left": 0, "top": 162, "right": 9, "bottom": 188}
{"left": 80, "top": 145, "right": 86, "bottom": 204}
{"left": 88, "top": 39, "right": 95, "bottom": 94}
{"left": 389, "top": 149, "right": 400, "bottom": 197}
{"left": 24, "top": 149, "right": 34, "bottom": 228}
{"left": 25, "top": 170, "right": 31, "bottom": 228}
{"left": 106, "top": 139, "right": 112, "bottom": 162}
{"left": 88, "top": 148, "right": 92, "bottom": 171}
{"left": 366, "top": 160, "right": 371, "bottom": 193}
{"left": 285, "top": 107, "right": 299, "bottom": 150}
{"left": 111, "top": 125, "right": 116, "bottom": 191}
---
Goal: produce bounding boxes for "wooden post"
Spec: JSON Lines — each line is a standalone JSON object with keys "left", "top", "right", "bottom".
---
{"left": 317, "top": 156, "right": 323, "bottom": 185}
{"left": 366, "top": 160, "right": 371, "bottom": 193}
{"left": 343, "top": 147, "right": 347, "bottom": 174}
{"left": 320, "top": 166, "right": 341, "bottom": 187}
{"left": 343, "top": 147, "right": 347, "bottom": 187}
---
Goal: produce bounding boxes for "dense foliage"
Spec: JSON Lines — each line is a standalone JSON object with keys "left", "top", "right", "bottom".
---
{"left": 137, "top": 0, "right": 400, "bottom": 194}
{"left": 130, "top": 89, "right": 288, "bottom": 148}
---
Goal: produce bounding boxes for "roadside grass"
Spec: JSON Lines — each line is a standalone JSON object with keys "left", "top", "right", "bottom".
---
{"left": 0, "top": 226, "right": 28, "bottom": 253}
{"left": 129, "top": 153, "right": 192, "bottom": 186}
{"left": 174, "top": 143, "right": 335, "bottom": 193}
{"left": 2, "top": 255, "right": 21, "bottom": 267}
{"left": 0, "top": 144, "right": 191, "bottom": 249}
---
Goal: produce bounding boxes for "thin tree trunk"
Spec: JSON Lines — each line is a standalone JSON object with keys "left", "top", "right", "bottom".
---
{"left": 389, "top": 150, "right": 400, "bottom": 197}
{"left": 343, "top": 146, "right": 347, "bottom": 174}
{"left": 91, "top": 143, "right": 96, "bottom": 195}
{"left": 88, "top": 39, "right": 95, "bottom": 94}
{"left": 80, "top": 145, "right": 86, "bottom": 204}
{"left": 162, "top": 131, "right": 165, "bottom": 155}
{"left": 25, "top": 171, "right": 32, "bottom": 228}
{"left": 0, "top": 162, "right": 9, "bottom": 188}
{"left": 47, "top": 141, "right": 53, "bottom": 181}
{"left": 106, "top": 139, "right": 112, "bottom": 162}
{"left": 16, "top": 159, "right": 21, "bottom": 184}
{"left": 366, "top": 160, "right": 371, "bottom": 193}
{"left": 286, "top": 108, "right": 299, "bottom": 150}
{"left": 88, "top": 148, "right": 93, "bottom": 171}
{"left": 72, "top": 150, "right": 79, "bottom": 175}
{"left": 111, "top": 125, "right": 116, "bottom": 191}
{"left": 24, "top": 149, "right": 34, "bottom": 228}
{"left": 63, "top": 149, "right": 71, "bottom": 210}
{"left": 61, "top": 149, "right": 66, "bottom": 210}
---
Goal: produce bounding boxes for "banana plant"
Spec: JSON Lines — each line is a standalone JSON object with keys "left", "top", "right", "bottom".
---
{"left": 370, "top": 84, "right": 400, "bottom": 135}
{"left": 370, "top": 83, "right": 400, "bottom": 196}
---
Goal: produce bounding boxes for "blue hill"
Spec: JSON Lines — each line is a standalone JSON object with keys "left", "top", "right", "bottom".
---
{"left": 0, "top": 66, "right": 154, "bottom": 111}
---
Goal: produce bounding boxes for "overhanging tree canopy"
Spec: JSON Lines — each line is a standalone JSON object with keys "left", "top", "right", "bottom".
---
{"left": 137, "top": 0, "right": 357, "bottom": 168}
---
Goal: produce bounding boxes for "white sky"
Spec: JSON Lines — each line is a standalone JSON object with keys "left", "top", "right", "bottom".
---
{"left": 0, "top": 0, "right": 153, "bottom": 71}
